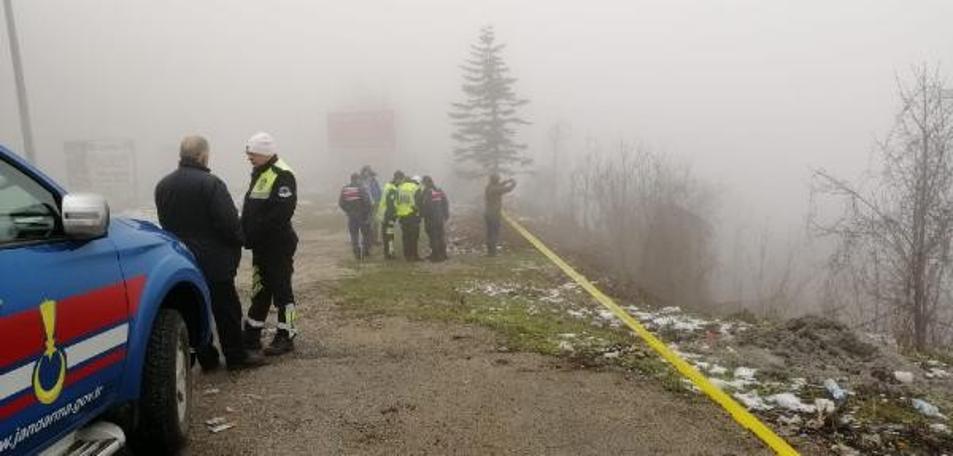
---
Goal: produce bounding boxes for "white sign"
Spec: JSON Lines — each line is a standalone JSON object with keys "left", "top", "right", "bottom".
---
{"left": 64, "top": 139, "right": 138, "bottom": 210}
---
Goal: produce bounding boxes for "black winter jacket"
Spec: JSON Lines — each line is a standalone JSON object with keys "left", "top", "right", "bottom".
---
{"left": 241, "top": 155, "right": 297, "bottom": 251}
{"left": 155, "top": 158, "right": 244, "bottom": 281}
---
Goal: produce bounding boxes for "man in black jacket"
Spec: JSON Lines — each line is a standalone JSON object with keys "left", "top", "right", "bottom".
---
{"left": 420, "top": 176, "right": 450, "bottom": 262}
{"left": 241, "top": 132, "right": 299, "bottom": 356}
{"left": 155, "top": 135, "right": 265, "bottom": 370}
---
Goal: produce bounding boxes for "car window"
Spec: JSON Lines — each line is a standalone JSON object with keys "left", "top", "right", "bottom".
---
{"left": 0, "top": 158, "right": 61, "bottom": 245}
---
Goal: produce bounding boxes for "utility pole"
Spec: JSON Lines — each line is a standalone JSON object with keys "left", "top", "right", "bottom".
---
{"left": 4, "top": 0, "right": 36, "bottom": 163}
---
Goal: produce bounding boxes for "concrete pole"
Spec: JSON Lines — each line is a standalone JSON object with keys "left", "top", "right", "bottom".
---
{"left": 4, "top": 0, "right": 36, "bottom": 163}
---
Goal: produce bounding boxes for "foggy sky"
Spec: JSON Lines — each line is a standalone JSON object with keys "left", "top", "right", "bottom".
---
{"left": 2, "top": 0, "right": 952, "bottom": 229}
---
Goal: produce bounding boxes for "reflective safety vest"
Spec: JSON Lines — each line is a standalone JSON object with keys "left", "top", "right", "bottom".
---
{"left": 249, "top": 159, "right": 294, "bottom": 200}
{"left": 378, "top": 182, "right": 398, "bottom": 219}
{"left": 395, "top": 181, "right": 419, "bottom": 218}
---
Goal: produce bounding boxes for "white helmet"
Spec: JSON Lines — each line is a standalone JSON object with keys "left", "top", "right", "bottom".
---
{"left": 411, "top": 175, "right": 421, "bottom": 183}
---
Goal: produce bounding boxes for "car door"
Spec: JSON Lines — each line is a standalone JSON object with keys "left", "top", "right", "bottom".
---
{"left": 0, "top": 155, "right": 127, "bottom": 455}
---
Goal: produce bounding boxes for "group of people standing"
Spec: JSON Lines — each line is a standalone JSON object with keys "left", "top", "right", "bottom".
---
{"left": 155, "top": 133, "right": 299, "bottom": 371}
{"left": 152, "top": 132, "right": 517, "bottom": 372}
{"left": 339, "top": 168, "right": 450, "bottom": 262}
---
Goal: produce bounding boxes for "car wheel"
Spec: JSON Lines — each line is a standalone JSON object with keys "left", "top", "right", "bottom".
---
{"left": 133, "top": 308, "right": 191, "bottom": 453}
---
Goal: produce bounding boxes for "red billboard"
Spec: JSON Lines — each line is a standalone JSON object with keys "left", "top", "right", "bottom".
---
{"left": 327, "top": 110, "right": 395, "bottom": 150}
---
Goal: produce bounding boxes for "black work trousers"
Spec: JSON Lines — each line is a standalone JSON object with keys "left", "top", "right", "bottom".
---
{"left": 208, "top": 280, "right": 247, "bottom": 363}
{"left": 425, "top": 216, "right": 447, "bottom": 261}
{"left": 399, "top": 215, "right": 421, "bottom": 261}
{"left": 246, "top": 244, "right": 297, "bottom": 336}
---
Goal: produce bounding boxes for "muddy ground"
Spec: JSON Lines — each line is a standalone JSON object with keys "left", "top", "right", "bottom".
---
{"left": 186, "top": 226, "right": 771, "bottom": 455}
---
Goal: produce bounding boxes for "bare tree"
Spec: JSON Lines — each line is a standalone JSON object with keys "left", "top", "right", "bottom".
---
{"left": 811, "top": 66, "right": 953, "bottom": 351}
{"left": 563, "top": 141, "right": 716, "bottom": 308}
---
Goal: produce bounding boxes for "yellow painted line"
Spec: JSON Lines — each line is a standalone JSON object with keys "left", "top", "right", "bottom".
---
{"left": 503, "top": 213, "right": 799, "bottom": 456}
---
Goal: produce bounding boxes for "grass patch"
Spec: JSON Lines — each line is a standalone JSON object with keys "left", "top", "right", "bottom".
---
{"left": 329, "top": 249, "right": 687, "bottom": 392}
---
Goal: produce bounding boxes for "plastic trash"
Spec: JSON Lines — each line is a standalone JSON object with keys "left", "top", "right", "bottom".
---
{"left": 824, "top": 379, "right": 848, "bottom": 402}
{"left": 912, "top": 398, "right": 947, "bottom": 419}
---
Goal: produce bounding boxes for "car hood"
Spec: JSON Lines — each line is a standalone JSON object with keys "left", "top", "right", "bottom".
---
{"left": 110, "top": 217, "right": 199, "bottom": 267}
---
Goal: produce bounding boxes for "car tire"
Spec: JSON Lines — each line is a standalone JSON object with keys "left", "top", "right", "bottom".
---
{"left": 133, "top": 308, "right": 191, "bottom": 454}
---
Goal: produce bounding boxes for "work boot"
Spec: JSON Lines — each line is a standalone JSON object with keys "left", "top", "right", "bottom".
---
{"left": 263, "top": 331, "right": 295, "bottom": 356}
{"left": 226, "top": 350, "right": 268, "bottom": 371}
{"left": 242, "top": 327, "right": 262, "bottom": 351}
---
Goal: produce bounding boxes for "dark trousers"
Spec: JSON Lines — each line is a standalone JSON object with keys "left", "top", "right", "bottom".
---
{"left": 246, "top": 245, "right": 297, "bottom": 337}
{"left": 347, "top": 214, "right": 372, "bottom": 259}
{"left": 425, "top": 216, "right": 447, "bottom": 261}
{"left": 382, "top": 218, "right": 396, "bottom": 259}
{"left": 209, "top": 280, "right": 247, "bottom": 363}
{"left": 399, "top": 215, "right": 421, "bottom": 261}
{"left": 485, "top": 213, "right": 501, "bottom": 255}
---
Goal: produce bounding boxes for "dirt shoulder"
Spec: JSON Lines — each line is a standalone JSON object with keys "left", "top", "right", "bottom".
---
{"left": 187, "top": 224, "right": 771, "bottom": 455}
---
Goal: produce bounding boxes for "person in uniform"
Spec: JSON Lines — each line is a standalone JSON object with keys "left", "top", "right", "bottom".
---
{"left": 240, "top": 132, "right": 299, "bottom": 356}
{"left": 339, "top": 173, "right": 373, "bottom": 260}
{"left": 379, "top": 171, "right": 404, "bottom": 260}
{"left": 419, "top": 175, "right": 449, "bottom": 262}
{"left": 395, "top": 175, "right": 422, "bottom": 261}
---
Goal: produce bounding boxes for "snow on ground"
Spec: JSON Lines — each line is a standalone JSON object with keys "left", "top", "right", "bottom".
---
{"left": 458, "top": 275, "right": 953, "bottom": 454}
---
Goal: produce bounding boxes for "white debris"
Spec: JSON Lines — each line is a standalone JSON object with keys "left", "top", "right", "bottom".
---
{"left": 778, "top": 415, "right": 803, "bottom": 426}
{"left": 768, "top": 393, "right": 816, "bottom": 413}
{"left": 205, "top": 417, "right": 229, "bottom": 426}
{"left": 603, "top": 350, "right": 622, "bottom": 359}
{"left": 814, "top": 398, "right": 837, "bottom": 415}
{"left": 651, "top": 315, "right": 706, "bottom": 332}
{"left": 597, "top": 310, "right": 616, "bottom": 321}
{"left": 558, "top": 341, "right": 575, "bottom": 352}
{"left": 912, "top": 398, "right": 947, "bottom": 419}
{"left": 567, "top": 309, "right": 587, "bottom": 319}
{"left": 718, "top": 323, "right": 731, "bottom": 335}
{"left": 209, "top": 423, "right": 235, "bottom": 433}
{"left": 557, "top": 333, "right": 577, "bottom": 339}
{"left": 791, "top": 377, "right": 807, "bottom": 391}
{"left": 659, "top": 306, "right": 682, "bottom": 314}
{"left": 708, "top": 364, "right": 728, "bottom": 376}
{"left": 824, "top": 379, "right": 848, "bottom": 402}
{"left": 926, "top": 368, "right": 950, "bottom": 379}
{"left": 734, "top": 392, "right": 772, "bottom": 411}
{"left": 930, "top": 423, "right": 950, "bottom": 434}
{"left": 203, "top": 387, "right": 221, "bottom": 396}
{"left": 734, "top": 367, "right": 757, "bottom": 380}
{"left": 894, "top": 371, "right": 914, "bottom": 384}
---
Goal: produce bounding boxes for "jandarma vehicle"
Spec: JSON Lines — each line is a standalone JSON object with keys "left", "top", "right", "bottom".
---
{"left": 0, "top": 144, "right": 213, "bottom": 455}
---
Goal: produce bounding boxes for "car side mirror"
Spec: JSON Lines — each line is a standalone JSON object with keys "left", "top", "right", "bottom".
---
{"left": 62, "top": 193, "right": 110, "bottom": 239}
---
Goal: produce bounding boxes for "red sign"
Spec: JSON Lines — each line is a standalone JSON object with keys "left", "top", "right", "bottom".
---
{"left": 327, "top": 110, "right": 395, "bottom": 150}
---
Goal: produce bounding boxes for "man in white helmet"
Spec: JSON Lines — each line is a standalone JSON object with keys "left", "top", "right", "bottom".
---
{"left": 240, "top": 132, "right": 299, "bottom": 356}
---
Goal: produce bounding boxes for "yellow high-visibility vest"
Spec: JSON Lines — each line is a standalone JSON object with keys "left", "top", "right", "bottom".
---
{"left": 395, "top": 181, "right": 419, "bottom": 217}
{"left": 378, "top": 182, "right": 398, "bottom": 219}
{"left": 249, "top": 159, "right": 294, "bottom": 200}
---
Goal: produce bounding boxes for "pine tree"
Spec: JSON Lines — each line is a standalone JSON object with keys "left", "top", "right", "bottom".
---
{"left": 449, "top": 26, "right": 531, "bottom": 179}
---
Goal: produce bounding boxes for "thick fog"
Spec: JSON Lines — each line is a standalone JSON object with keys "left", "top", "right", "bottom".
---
{"left": 2, "top": 0, "right": 952, "bottom": 308}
